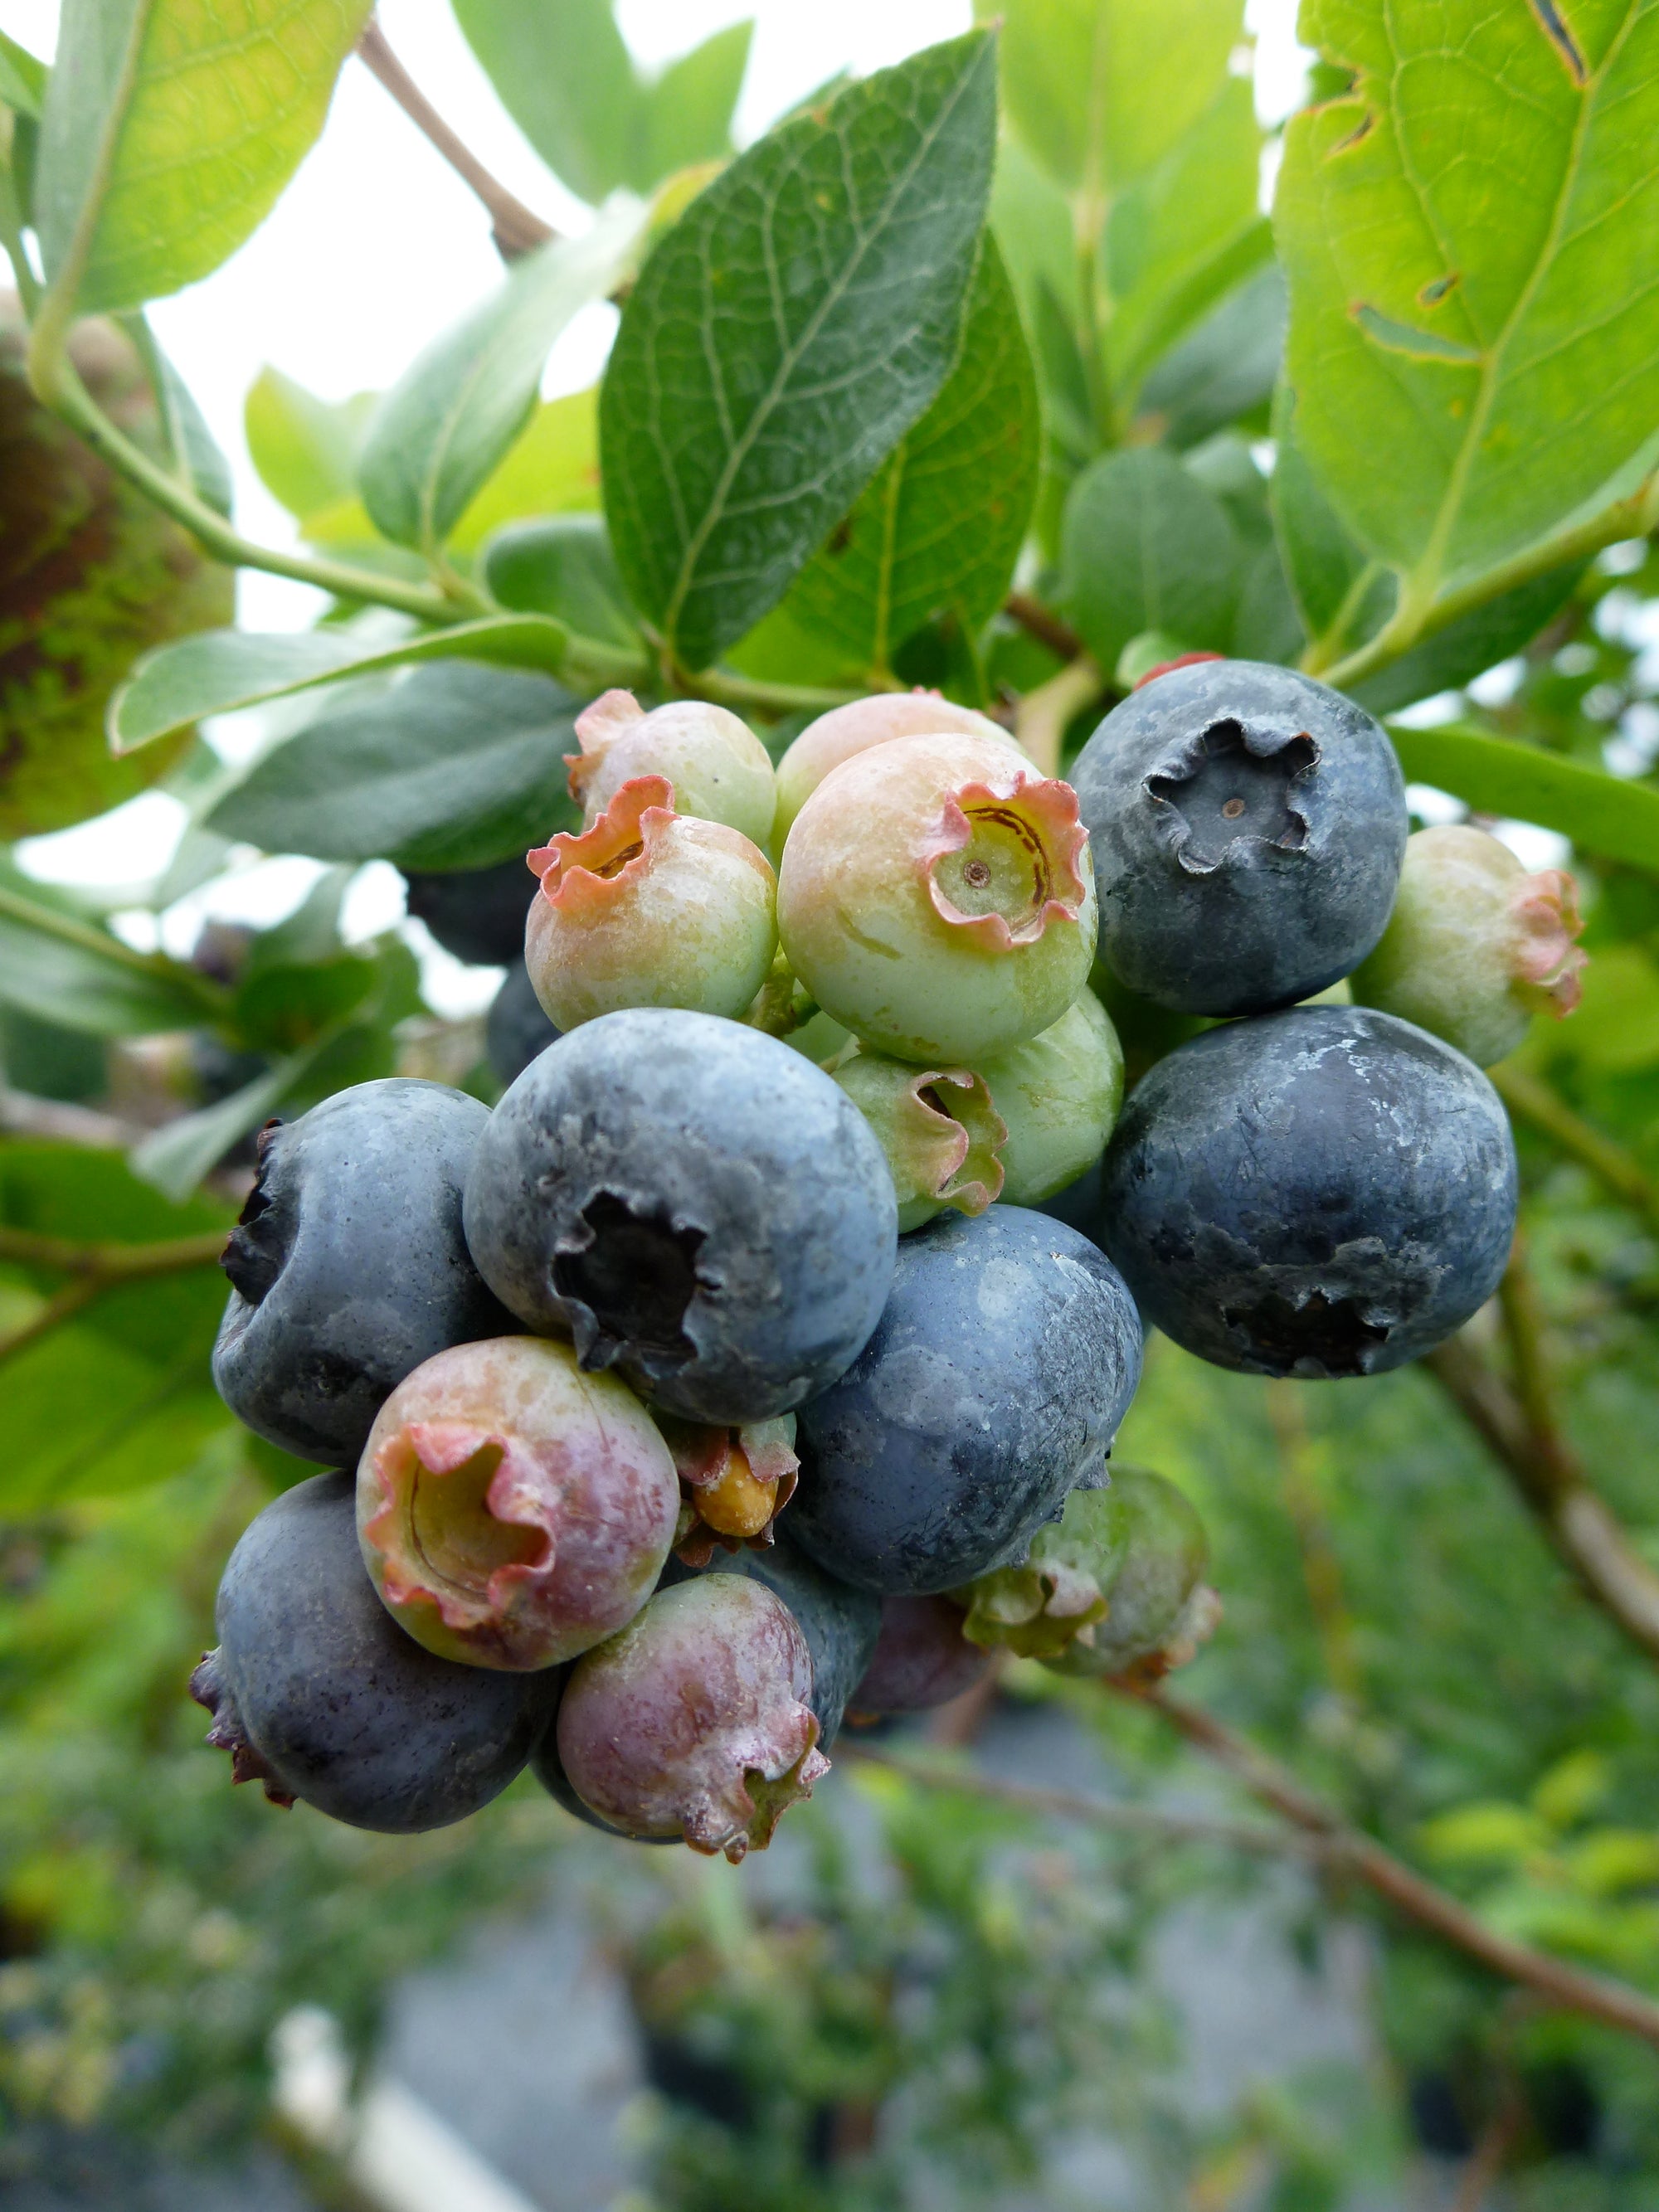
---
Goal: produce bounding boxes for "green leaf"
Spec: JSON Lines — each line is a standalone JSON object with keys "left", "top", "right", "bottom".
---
{"left": 35, "top": 0, "right": 372, "bottom": 319}
{"left": 449, "top": 386, "right": 601, "bottom": 554}
{"left": 1354, "top": 562, "right": 1587, "bottom": 717}
{"left": 358, "top": 207, "right": 642, "bottom": 555}
{"left": 484, "top": 515, "right": 642, "bottom": 650}
{"left": 633, "top": 22, "right": 752, "bottom": 192}
{"left": 1270, "top": 381, "right": 1388, "bottom": 644}
{"left": 742, "top": 239, "right": 1039, "bottom": 683}
{"left": 984, "top": 0, "right": 1243, "bottom": 191}
{"left": 0, "top": 31, "right": 46, "bottom": 117}
{"left": 1388, "top": 723, "right": 1659, "bottom": 874}
{"left": 601, "top": 30, "right": 999, "bottom": 672}
{"left": 0, "top": 865, "right": 209, "bottom": 1038}
{"left": 207, "top": 664, "right": 581, "bottom": 870}
{"left": 452, "top": 0, "right": 640, "bottom": 205}
{"left": 245, "top": 367, "right": 377, "bottom": 523}
{"left": 1137, "top": 265, "right": 1285, "bottom": 450}
{"left": 1277, "top": 0, "right": 1659, "bottom": 601}
{"left": 109, "top": 616, "right": 572, "bottom": 754}
{"left": 130, "top": 1051, "right": 313, "bottom": 1202}
{"left": 1105, "top": 75, "right": 1267, "bottom": 401}
{"left": 1060, "top": 445, "right": 1242, "bottom": 671}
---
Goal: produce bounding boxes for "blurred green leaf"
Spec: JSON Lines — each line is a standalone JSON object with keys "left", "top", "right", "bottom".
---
{"left": 109, "top": 618, "right": 572, "bottom": 755}
{"left": 1387, "top": 723, "right": 1659, "bottom": 873}
{"left": 1106, "top": 75, "right": 1267, "bottom": 401}
{"left": 1277, "top": 0, "right": 1659, "bottom": 599}
{"left": 0, "top": 863, "right": 210, "bottom": 1038}
{"left": 601, "top": 31, "right": 998, "bottom": 671}
{"left": 452, "top": 0, "right": 643, "bottom": 204}
{"left": 984, "top": 0, "right": 1243, "bottom": 192}
{"left": 0, "top": 31, "right": 46, "bottom": 117}
{"left": 742, "top": 239, "right": 1039, "bottom": 684}
{"left": 633, "top": 22, "right": 752, "bottom": 192}
{"left": 449, "top": 386, "right": 602, "bottom": 553}
{"left": 1139, "top": 265, "right": 1285, "bottom": 450}
{"left": 1061, "top": 445, "right": 1242, "bottom": 671}
{"left": 1271, "top": 382, "right": 1390, "bottom": 646}
{"left": 484, "top": 514, "right": 641, "bottom": 649}
{"left": 246, "top": 367, "right": 377, "bottom": 524}
{"left": 209, "top": 664, "right": 581, "bottom": 870}
{"left": 359, "top": 207, "right": 643, "bottom": 556}
{"left": 35, "top": 0, "right": 371, "bottom": 318}
{"left": 1352, "top": 562, "right": 1587, "bottom": 717}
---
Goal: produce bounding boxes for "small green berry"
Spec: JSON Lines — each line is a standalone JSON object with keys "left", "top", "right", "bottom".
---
{"left": 775, "top": 690, "right": 1019, "bottom": 843}
{"left": 974, "top": 986, "right": 1122, "bottom": 1206}
{"left": 567, "top": 689, "right": 777, "bottom": 847}
{"left": 831, "top": 1051, "right": 1005, "bottom": 1232}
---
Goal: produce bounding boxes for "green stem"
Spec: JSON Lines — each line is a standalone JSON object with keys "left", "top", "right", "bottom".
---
{"left": 0, "top": 1225, "right": 227, "bottom": 1276}
{"left": 0, "top": 884, "right": 228, "bottom": 1017}
{"left": 1300, "top": 557, "right": 1387, "bottom": 677}
{"left": 1318, "top": 477, "right": 1659, "bottom": 694}
{"left": 0, "top": 120, "right": 39, "bottom": 315}
{"left": 32, "top": 356, "right": 470, "bottom": 627}
{"left": 1491, "top": 1064, "right": 1659, "bottom": 1241}
{"left": 687, "top": 666, "right": 870, "bottom": 717}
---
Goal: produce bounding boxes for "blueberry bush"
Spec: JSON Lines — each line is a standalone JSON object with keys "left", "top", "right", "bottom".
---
{"left": 5, "top": 0, "right": 1659, "bottom": 2200}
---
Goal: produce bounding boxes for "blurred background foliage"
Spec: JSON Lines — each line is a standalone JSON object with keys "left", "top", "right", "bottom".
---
{"left": 2, "top": 0, "right": 1659, "bottom": 2204}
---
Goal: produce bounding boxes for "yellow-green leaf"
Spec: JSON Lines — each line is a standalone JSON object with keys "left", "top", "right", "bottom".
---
{"left": 36, "top": 0, "right": 372, "bottom": 319}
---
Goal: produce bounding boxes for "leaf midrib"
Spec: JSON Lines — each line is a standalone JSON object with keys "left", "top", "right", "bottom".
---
{"left": 1399, "top": 0, "right": 1643, "bottom": 605}
{"left": 660, "top": 46, "right": 985, "bottom": 653}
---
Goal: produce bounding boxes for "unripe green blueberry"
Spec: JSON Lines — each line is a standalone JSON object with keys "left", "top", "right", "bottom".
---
{"left": 975, "top": 986, "right": 1123, "bottom": 1206}
{"left": 775, "top": 690, "right": 1020, "bottom": 842}
{"left": 524, "top": 775, "right": 777, "bottom": 1029}
{"left": 357, "top": 1335, "right": 679, "bottom": 1670}
{"left": 568, "top": 688, "right": 776, "bottom": 846}
{"left": 556, "top": 1574, "right": 828, "bottom": 1860}
{"left": 830, "top": 1052, "right": 1005, "bottom": 1232}
{"left": 777, "top": 733, "right": 1097, "bottom": 1064}
{"left": 1037, "top": 1468, "right": 1216, "bottom": 1679}
{"left": 1350, "top": 824, "right": 1586, "bottom": 1066}
{"left": 657, "top": 1410, "right": 800, "bottom": 1565}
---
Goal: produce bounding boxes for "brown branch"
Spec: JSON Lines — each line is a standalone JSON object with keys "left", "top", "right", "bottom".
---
{"left": 1004, "top": 592, "right": 1086, "bottom": 666}
{"left": 1425, "top": 1243, "right": 1659, "bottom": 1667}
{"left": 1449, "top": 2087, "right": 1524, "bottom": 2212}
{"left": 1491, "top": 1063, "right": 1659, "bottom": 1241}
{"left": 1127, "top": 1684, "right": 1659, "bottom": 2052}
{"left": 357, "top": 19, "right": 557, "bottom": 261}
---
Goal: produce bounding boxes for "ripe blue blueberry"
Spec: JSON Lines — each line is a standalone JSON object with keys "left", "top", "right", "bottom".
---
{"left": 212, "top": 1080, "right": 517, "bottom": 1466}
{"left": 402, "top": 858, "right": 538, "bottom": 968}
{"left": 191, "top": 1471, "right": 552, "bottom": 1833}
{"left": 786, "top": 1205, "right": 1143, "bottom": 1595}
{"left": 463, "top": 1008, "right": 898, "bottom": 1426}
{"left": 1098, "top": 1004, "right": 1519, "bottom": 1378}
{"left": 1072, "top": 659, "right": 1408, "bottom": 1015}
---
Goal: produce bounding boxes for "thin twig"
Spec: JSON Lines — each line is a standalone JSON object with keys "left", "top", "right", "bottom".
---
{"left": 1491, "top": 1063, "right": 1659, "bottom": 1241}
{"left": 1448, "top": 2088, "right": 1524, "bottom": 2212}
{"left": 357, "top": 20, "right": 557, "bottom": 261}
{"left": 1426, "top": 1244, "right": 1659, "bottom": 1666}
{"left": 0, "top": 1087, "right": 148, "bottom": 1150}
{"left": 1126, "top": 1684, "right": 1659, "bottom": 2051}
{"left": 1014, "top": 654, "right": 1105, "bottom": 775}
{"left": 1004, "top": 592, "right": 1085, "bottom": 665}
{"left": 0, "top": 1227, "right": 227, "bottom": 1367}
{"left": 839, "top": 1744, "right": 1315, "bottom": 1860}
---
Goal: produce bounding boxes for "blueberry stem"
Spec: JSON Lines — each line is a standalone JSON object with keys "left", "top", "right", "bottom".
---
{"left": 1426, "top": 1242, "right": 1659, "bottom": 1667}
{"left": 1014, "top": 654, "right": 1105, "bottom": 775}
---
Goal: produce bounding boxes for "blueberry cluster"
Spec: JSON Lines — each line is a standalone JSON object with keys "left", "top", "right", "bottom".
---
{"left": 193, "top": 665, "right": 1572, "bottom": 1856}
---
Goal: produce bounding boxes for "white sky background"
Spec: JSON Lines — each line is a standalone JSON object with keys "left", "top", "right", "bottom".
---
{"left": 2, "top": 0, "right": 1315, "bottom": 1002}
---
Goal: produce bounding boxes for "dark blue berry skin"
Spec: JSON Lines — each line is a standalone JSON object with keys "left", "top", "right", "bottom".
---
{"left": 402, "top": 858, "right": 536, "bottom": 968}
{"left": 1097, "top": 1005, "right": 1518, "bottom": 1379}
{"left": 786, "top": 1207, "right": 1143, "bottom": 1597}
{"left": 662, "top": 1536, "right": 881, "bottom": 1748}
{"left": 486, "top": 959, "right": 560, "bottom": 1088}
{"left": 463, "top": 1009, "right": 898, "bottom": 1426}
{"left": 191, "top": 1472, "right": 552, "bottom": 1833}
{"left": 212, "top": 1079, "right": 518, "bottom": 1465}
{"left": 1072, "top": 659, "right": 1408, "bottom": 1015}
